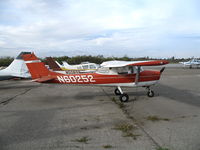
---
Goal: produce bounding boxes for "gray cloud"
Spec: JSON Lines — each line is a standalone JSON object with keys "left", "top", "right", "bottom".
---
{"left": 0, "top": 0, "right": 200, "bottom": 58}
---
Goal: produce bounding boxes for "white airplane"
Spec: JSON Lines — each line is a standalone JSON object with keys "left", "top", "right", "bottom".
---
{"left": 179, "top": 58, "right": 200, "bottom": 68}
{"left": 0, "top": 52, "right": 31, "bottom": 81}
{"left": 56, "top": 61, "right": 100, "bottom": 73}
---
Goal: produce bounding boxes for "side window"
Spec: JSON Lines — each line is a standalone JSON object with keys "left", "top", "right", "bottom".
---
{"left": 90, "top": 65, "right": 96, "bottom": 69}
{"left": 82, "top": 65, "right": 89, "bottom": 69}
{"left": 97, "top": 67, "right": 109, "bottom": 73}
{"left": 117, "top": 67, "right": 128, "bottom": 74}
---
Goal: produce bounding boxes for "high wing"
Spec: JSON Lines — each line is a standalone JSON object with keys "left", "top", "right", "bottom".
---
{"left": 101, "top": 60, "right": 168, "bottom": 67}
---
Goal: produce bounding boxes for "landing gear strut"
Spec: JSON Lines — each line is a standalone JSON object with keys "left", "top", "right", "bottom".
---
{"left": 114, "top": 86, "right": 155, "bottom": 102}
{"left": 146, "top": 87, "right": 154, "bottom": 97}
{"left": 114, "top": 86, "right": 129, "bottom": 102}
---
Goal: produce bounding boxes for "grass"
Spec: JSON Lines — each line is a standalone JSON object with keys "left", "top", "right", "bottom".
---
{"left": 111, "top": 97, "right": 116, "bottom": 102}
{"left": 118, "top": 102, "right": 125, "bottom": 108}
{"left": 111, "top": 97, "right": 125, "bottom": 108}
{"left": 103, "top": 145, "right": 113, "bottom": 149}
{"left": 113, "top": 123, "right": 140, "bottom": 139}
{"left": 123, "top": 132, "right": 141, "bottom": 140}
{"left": 146, "top": 115, "right": 170, "bottom": 122}
{"left": 72, "top": 136, "right": 91, "bottom": 144}
{"left": 111, "top": 97, "right": 140, "bottom": 139}
{"left": 114, "top": 123, "right": 134, "bottom": 133}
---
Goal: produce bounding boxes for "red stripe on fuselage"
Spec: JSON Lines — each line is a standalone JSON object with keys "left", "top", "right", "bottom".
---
{"left": 45, "top": 70, "right": 160, "bottom": 84}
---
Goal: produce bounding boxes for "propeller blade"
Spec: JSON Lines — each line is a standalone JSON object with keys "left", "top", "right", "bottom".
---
{"left": 160, "top": 67, "right": 165, "bottom": 73}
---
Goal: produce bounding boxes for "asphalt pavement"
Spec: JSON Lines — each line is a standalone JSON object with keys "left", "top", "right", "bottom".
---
{"left": 0, "top": 64, "right": 200, "bottom": 150}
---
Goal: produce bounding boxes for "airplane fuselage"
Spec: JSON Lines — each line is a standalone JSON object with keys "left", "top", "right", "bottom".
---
{"left": 42, "top": 70, "right": 161, "bottom": 87}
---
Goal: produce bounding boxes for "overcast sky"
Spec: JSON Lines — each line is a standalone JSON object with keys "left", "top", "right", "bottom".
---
{"left": 0, "top": 0, "right": 200, "bottom": 58}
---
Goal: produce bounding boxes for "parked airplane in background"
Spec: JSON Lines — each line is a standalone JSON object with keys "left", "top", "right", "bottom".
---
{"left": 0, "top": 52, "right": 31, "bottom": 81}
{"left": 46, "top": 57, "right": 99, "bottom": 73}
{"left": 179, "top": 58, "right": 200, "bottom": 68}
{"left": 23, "top": 53, "right": 168, "bottom": 102}
{"left": 57, "top": 60, "right": 99, "bottom": 73}
{"left": 46, "top": 57, "right": 64, "bottom": 72}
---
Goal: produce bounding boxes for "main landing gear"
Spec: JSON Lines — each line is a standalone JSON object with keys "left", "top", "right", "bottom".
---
{"left": 114, "top": 87, "right": 129, "bottom": 102}
{"left": 114, "top": 86, "right": 155, "bottom": 102}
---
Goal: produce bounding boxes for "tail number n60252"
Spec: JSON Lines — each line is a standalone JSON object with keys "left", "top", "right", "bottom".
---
{"left": 57, "top": 75, "right": 96, "bottom": 83}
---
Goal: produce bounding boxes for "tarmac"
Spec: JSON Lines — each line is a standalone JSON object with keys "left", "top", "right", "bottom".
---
{"left": 0, "top": 64, "right": 200, "bottom": 150}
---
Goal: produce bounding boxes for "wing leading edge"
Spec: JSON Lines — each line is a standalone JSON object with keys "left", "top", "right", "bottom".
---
{"left": 101, "top": 60, "right": 168, "bottom": 67}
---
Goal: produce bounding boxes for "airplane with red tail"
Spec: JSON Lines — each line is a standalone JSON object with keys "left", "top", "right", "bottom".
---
{"left": 22, "top": 53, "right": 168, "bottom": 102}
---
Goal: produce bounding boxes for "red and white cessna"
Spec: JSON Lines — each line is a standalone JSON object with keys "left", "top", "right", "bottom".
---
{"left": 23, "top": 53, "right": 168, "bottom": 102}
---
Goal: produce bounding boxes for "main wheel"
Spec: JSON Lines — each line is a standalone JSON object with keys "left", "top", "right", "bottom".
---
{"left": 114, "top": 88, "right": 121, "bottom": 95}
{"left": 147, "top": 90, "right": 154, "bottom": 97}
{"left": 120, "top": 93, "right": 129, "bottom": 102}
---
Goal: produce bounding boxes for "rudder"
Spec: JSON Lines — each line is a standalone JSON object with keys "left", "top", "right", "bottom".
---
{"left": 22, "top": 53, "right": 50, "bottom": 79}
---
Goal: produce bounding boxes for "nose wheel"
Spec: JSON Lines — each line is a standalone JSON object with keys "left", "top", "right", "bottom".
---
{"left": 146, "top": 87, "right": 154, "bottom": 97}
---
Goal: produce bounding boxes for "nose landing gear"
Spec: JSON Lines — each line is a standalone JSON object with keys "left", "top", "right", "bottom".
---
{"left": 146, "top": 86, "right": 154, "bottom": 97}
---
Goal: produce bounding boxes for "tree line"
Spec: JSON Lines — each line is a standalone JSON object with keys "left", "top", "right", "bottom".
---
{"left": 0, "top": 55, "right": 197, "bottom": 67}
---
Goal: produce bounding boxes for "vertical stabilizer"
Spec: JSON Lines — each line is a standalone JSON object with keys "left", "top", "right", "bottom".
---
{"left": 23, "top": 53, "right": 50, "bottom": 79}
{"left": 46, "top": 57, "right": 62, "bottom": 71}
{"left": 0, "top": 52, "right": 31, "bottom": 79}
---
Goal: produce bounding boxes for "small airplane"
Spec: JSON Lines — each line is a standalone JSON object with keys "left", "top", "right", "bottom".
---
{"left": 179, "top": 58, "right": 200, "bottom": 68}
{"left": 0, "top": 52, "right": 31, "bottom": 81}
{"left": 46, "top": 57, "right": 99, "bottom": 73}
{"left": 57, "top": 60, "right": 99, "bottom": 73}
{"left": 22, "top": 53, "right": 168, "bottom": 102}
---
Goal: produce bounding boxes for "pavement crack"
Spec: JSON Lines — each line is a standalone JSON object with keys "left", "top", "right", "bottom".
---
{"left": 0, "top": 88, "right": 33, "bottom": 106}
{"left": 101, "top": 87, "right": 161, "bottom": 149}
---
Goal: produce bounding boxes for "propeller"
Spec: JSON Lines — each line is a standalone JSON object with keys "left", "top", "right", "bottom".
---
{"left": 160, "top": 67, "right": 165, "bottom": 73}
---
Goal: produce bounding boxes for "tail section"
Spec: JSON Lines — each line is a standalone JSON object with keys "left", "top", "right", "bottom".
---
{"left": 0, "top": 52, "right": 31, "bottom": 78}
{"left": 55, "top": 61, "right": 63, "bottom": 68}
{"left": 62, "top": 61, "right": 70, "bottom": 67}
{"left": 22, "top": 53, "right": 50, "bottom": 79}
{"left": 46, "top": 57, "right": 62, "bottom": 71}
